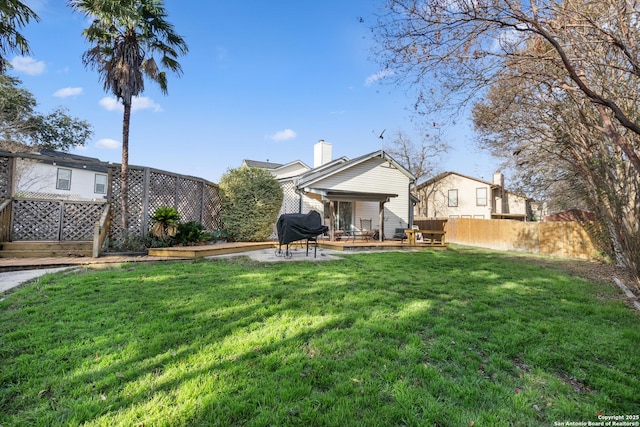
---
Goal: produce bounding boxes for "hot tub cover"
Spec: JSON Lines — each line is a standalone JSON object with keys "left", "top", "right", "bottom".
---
{"left": 276, "top": 210, "right": 328, "bottom": 246}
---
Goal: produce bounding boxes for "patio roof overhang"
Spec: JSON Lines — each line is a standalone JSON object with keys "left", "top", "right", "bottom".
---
{"left": 302, "top": 188, "right": 398, "bottom": 202}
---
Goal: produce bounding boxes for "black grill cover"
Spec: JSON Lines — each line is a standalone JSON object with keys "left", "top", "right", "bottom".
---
{"left": 276, "top": 210, "right": 328, "bottom": 245}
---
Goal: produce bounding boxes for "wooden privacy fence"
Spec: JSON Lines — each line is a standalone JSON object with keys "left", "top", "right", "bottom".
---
{"left": 441, "top": 217, "right": 600, "bottom": 260}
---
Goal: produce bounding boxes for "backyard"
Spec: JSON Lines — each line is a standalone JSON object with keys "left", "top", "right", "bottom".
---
{"left": 0, "top": 247, "right": 638, "bottom": 426}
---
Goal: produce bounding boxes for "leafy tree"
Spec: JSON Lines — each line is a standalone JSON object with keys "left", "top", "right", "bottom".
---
{"left": 0, "top": 1, "right": 39, "bottom": 73}
{"left": 0, "top": 74, "right": 92, "bottom": 151}
{"left": 219, "top": 167, "right": 283, "bottom": 242}
{"left": 69, "top": 0, "right": 188, "bottom": 233}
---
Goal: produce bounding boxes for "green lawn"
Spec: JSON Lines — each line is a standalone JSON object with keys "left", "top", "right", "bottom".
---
{"left": 1, "top": 247, "right": 638, "bottom": 426}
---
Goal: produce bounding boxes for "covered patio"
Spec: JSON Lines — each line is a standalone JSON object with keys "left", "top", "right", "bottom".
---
{"left": 300, "top": 188, "right": 399, "bottom": 242}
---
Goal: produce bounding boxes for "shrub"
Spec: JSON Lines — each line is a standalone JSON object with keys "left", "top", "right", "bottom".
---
{"left": 219, "top": 167, "right": 283, "bottom": 242}
{"left": 150, "top": 207, "right": 180, "bottom": 242}
{"left": 174, "top": 221, "right": 212, "bottom": 246}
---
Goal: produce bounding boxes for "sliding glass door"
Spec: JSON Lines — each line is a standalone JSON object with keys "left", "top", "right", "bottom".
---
{"left": 324, "top": 201, "right": 353, "bottom": 231}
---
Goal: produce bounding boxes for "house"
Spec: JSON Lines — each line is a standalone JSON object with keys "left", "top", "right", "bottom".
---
{"left": 244, "top": 140, "right": 417, "bottom": 240}
{"left": 414, "top": 171, "right": 531, "bottom": 221}
{"left": 7, "top": 149, "right": 109, "bottom": 201}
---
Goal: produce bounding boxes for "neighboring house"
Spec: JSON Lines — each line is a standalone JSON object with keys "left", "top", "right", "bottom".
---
{"left": 414, "top": 171, "right": 531, "bottom": 220}
{"left": 9, "top": 149, "right": 109, "bottom": 201}
{"left": 244, "top": 140, "right": 416, "bottom": 240}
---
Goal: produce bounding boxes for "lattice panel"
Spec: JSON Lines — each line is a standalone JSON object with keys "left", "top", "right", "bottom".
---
{"left": 176, "top": 178, "right": 201, "bottom": 223}
{"left": 280, "top": 181, "right": 300, "bottom": 215}
{"left": 109, "top": 166, "right": 146, "bottom": 243}
{"left": 12, "top": 199, "right": 61, "bottom": 240}
{"left": 108, "top": 166, "right": 222, "bottom": 243}
{"left": 149, "top": 171, "right": 177, "bottom": 209}
{"left": 0, "top": 157, "right": 11, "bottom": 200}
{"left": 61, "top": 203, "right": 104, "bottom": 240}
{"left": 204, "top": 184, "right": 223, "bottom": 230}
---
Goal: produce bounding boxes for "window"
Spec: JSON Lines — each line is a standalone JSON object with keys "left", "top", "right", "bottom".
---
{"left": 56, "top": 168, "right": 71, "bottom": 190}
{"left": 476, "top": 187, "right": 487, "bottom": 206}
{"left": 95, "top": 174, "right": 107, "bottom": 194}
{"left": 448, "top": 189, "right": 458, "bottom": 207}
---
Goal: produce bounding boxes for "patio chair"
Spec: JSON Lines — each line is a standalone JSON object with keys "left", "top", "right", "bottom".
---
{"left": 359, "top": 218, "right": 376, "bottom": 242}
{"left": 392, "top": 227, "right": 407, "bottom": 243}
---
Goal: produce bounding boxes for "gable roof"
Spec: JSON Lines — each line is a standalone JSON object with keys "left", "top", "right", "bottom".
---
{"left": 416, "top": 171, "right": 497, "bottom": 190}
{"left": 296, "top": 150, "right": 415, "bottom": 188}
{"left": 242, "top": 159, "right": 284, "bottom": 169}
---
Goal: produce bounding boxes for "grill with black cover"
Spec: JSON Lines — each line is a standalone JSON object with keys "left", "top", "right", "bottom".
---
{"left": 275, "top": 210, "right": 328, "bottom": 259}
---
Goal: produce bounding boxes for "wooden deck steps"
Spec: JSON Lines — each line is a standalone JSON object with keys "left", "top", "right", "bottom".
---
{"left": 0, "top": 241, "right": 93, "bottom": 258}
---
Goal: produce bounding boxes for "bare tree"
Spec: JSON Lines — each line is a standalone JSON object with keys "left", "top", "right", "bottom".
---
{"left": 384, "top": 129, "right": 449, "bottom": 185}
{"left": 374, "top": 0, "right": 640, "bottom": 173}
{"left": 472, "top": 38, "right": 640, "bottom": 282}
{"left": 374, "top": 0, "right": 640, "bottom": 282}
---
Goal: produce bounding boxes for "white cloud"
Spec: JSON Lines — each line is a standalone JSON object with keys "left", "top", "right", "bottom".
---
{"left": 96, "top": 138, "right": 121, "bottom": 149}
{"left": 10, "top": 56, "right": 46, "bottom": 75}
{"left": 99, "top": 97, "right": 121, "bottom": 111}
{"left": 132, "top": 96, "right": 162, "bottom": 112}
{"left": 364, "top": 69, "right": 394, "bottom": 86}
{"left": 270, "top": 129, "right": 297, "bottom": 141}
{"left": 53, "top": 87, "right": 83, "bottom": 98}
{"left": 98, "top": 96, "right": 162, "bottom": 112}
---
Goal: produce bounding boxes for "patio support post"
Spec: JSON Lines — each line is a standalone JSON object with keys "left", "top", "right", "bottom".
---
{"left": 378, "top": 201, "right": 385, "bottom": 241}
{"left": 329, "top": 200, "right": 335, "bottom": 241}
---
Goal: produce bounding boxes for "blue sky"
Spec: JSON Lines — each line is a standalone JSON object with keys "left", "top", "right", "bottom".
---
{"left": 12, "top": 0, "right": 498, "bottom": 184}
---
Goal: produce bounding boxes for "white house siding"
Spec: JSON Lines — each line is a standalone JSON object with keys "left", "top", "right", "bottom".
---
{"left": 307, "top": 157, "right": 411, "bottom": 238}
{"left": 354, "top": 201, "right": 379, "bottom": 229}
{"left": 15, "top": 158, "right": 108, "bottom": 201}
{"left": 301, "top": 195, "right": 324, "bottom": 218}
{"left": 419, "top": 174, "right": 493, "bottom": 219}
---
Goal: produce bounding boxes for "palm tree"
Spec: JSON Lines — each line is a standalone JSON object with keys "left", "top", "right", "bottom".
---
{"left": 0, "top": 0, "right": 40, "bottom": 73}
{"left": 69, "top": 0, "right": 188, "bottom": 234}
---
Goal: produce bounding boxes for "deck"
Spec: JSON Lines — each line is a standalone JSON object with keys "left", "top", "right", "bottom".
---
{"left": 147, "top": 239, "right": 447, "bottom": 258}
{"left": 0, "top": 239, "right": 447, "bottom": 272}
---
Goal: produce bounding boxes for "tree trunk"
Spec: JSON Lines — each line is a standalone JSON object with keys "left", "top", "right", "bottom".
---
{"left": 121, "top": 102, "right": 131, "bottom": 234}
